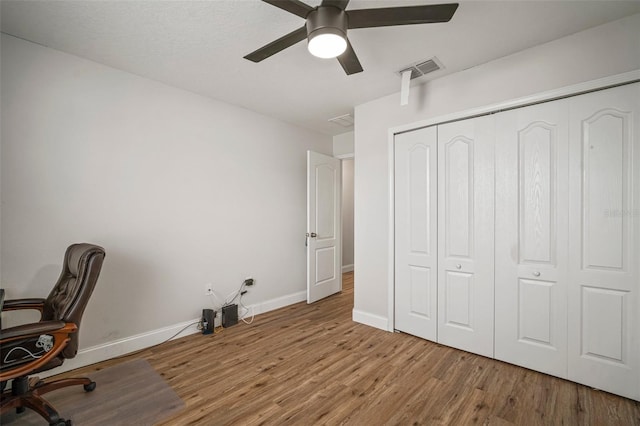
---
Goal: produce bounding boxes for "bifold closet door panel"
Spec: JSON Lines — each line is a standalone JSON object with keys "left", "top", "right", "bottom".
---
{"left": 436, "top": 115, "right": 495, "bottom": 358}
{"left": 567, "top": 83, "right": 640, "bottom": 401}
{"left": 494, "top": 100, "right": 570, "bottom": 378}
{"left": 394, "top": 126, "right": 438, "bottom": 341}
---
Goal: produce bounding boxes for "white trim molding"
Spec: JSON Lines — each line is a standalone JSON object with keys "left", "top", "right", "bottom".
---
{"left": 342, "top": 264, "right": 354, "bottom": 273}
{"left": 246, "top": 291, "right": 306, "bottom": 317}
{"left": 336, "top": 153, "right": 355, "bottom": 159}
{"left": 41, "top": 290, "right": 308, "bottom": 377}
{"left": 390, "top": 70, "right": 640, "bottom": 136}
{"left": 387, "top": 126, "right": 396, "bottom": 333}
{"left": 352, "top": 309, "right": 388, "bottom": 331}
{"left": 39, "top": 318, "right": 202, "bottom": 378}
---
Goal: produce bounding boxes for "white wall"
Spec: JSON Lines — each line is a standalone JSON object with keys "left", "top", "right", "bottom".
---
{"left": 341, "top": 159, "right": 354, "bottom": 271}
{"left": 333, "top": 131, "right": 354, "bottom": 158}
{"left": 353, "top": 14, "right": 640, "bottom": 328}
{"left": 0, "top": 35, "right": 332, "bottom": 362}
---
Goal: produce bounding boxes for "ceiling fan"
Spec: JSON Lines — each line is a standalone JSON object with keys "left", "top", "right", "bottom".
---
{"left": 244, "top": 0, "right": 459, "bottom": 75}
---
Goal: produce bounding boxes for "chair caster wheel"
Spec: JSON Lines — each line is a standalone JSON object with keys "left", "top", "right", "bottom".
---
{"left": 50, "top": 419, "right": 71, "bottom": 426}
{"left": 83, "top": 381, "right": 96, "bottom": 392}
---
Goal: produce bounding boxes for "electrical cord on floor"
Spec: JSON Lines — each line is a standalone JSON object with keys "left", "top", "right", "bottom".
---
{"left": 239, "top": 297, "right": 254, "bottom": 324}
{"left": 111, "top": 320, "right": 201, "bottom": 361}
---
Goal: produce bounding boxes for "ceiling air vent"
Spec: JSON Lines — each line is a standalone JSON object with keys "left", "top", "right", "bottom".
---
{"left": 328, "top": 113, "right": 354, "bottom": 128}
{"left": 397, "top": 57, "right": 443, "bottom": 80}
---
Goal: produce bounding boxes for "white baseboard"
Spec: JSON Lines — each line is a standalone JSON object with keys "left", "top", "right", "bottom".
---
{"left": 245, "top": 290, "right": 306, "bottom": 317}
{"left": 39, "top": 318, "right": 202, "bottom": 378}
{"left": 352, "top": 309, "right": 389, "bottom": 331}
{"left": 40, "top": 290, "right": 308, "bottom": 377}
{"left": 341, "top": 264, "right": 354, "bottom": 273}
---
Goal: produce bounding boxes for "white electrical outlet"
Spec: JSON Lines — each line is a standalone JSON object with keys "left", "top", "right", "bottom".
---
{"left": 204, "top": 283, "right": 213, "bottom": 296}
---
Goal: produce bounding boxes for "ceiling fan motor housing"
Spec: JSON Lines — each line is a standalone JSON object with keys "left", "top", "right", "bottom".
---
{"left": 306, "top": 6, "right": 348, "bottom": 40}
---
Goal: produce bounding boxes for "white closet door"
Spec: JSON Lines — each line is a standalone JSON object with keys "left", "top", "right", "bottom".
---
{"left": 568, "top": 83, "right": 640, "bottom": 400}
{"left": 494, "top": 101, "right": 569, "bottom": 378}
{"left": 436, "top": 116, "right": 494, "bottom": 357}
{"left": 394, "top": 127, "right": 438, "bottom": 341}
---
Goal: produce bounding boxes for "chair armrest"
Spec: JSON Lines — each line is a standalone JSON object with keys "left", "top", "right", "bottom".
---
{"left": 0, "top": 320, "right": 67, "bottom": 341}
{"left": 2, "top": 298, "right": 46, "bottom": 314}
{"left": 0, "top": 321, "right": 78, "bottom": 382}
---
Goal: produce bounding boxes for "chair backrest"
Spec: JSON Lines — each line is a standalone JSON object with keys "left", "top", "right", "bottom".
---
{"left": 42, "top": 243, "right": 105, "bottom": 358}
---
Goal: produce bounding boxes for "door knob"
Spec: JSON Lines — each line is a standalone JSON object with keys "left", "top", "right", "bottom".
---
{"left": 456, "top": 264, "right": 462, "bottom": 270}
{"left": 305, "top": 232, "right": 317, "bottom": 247}
{"left": 533, "top": 271, "right": 541, "bottom": 277}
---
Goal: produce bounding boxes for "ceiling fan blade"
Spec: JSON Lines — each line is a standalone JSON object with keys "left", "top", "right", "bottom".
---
{"left": 337, "top": 39, "right": 363, "bottom": 75}
{"left": 347, "top": 3, "right": 459, "bottom": 29}
{"left": 320, "top": 0, "right": 350, "bottom": 10}
{"left": 244, "top": 26, "right": 307, "bottom": 62}
{"left": 263, "top": 0, "right": 314, "bottom": 19}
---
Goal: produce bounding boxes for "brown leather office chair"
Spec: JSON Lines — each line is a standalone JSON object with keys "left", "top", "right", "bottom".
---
{"left": 0, "top": 243, "right": 105, "bottom": 426}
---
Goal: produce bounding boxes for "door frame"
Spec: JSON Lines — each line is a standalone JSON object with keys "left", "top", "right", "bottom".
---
{"left": 385, "top": 70, "right": 640, "bottom": 333}
{"left": 337, "top": 154, "right": 355, "bottom": 275}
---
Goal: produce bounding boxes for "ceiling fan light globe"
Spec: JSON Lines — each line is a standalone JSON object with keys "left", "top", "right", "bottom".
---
{"left": 308, "top": 32, "right": 347, "bottom": 59}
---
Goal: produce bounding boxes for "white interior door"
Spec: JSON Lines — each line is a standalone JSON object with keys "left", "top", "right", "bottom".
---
{"left": 307, "top": 151, "right": 342, "bottom": 304}
{"left": 394, "top": 127, "right": 438, "bottom": 341}
{"left": 437, "top": 116, "right": 495, "bottom": 358}
{"left": 494, "top": 100, "right": 570, "bottom": 378}
{"left": 567, "top": 83, "right": 640, "bottom": 400}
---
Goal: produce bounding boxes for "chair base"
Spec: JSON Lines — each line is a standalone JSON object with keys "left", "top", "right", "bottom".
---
{"left": 0, "top": 375, "right": 96, "bottom": 425}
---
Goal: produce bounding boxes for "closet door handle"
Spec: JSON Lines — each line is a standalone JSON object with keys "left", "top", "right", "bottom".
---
{"left": 455, "top": 264, "right": 462, "bottom": 270}
{"left": 533, "top": 271, "right": 541, "bottom": 277}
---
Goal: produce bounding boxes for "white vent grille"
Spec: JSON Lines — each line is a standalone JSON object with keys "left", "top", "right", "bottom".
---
{"left": 328, "top": 113, "right": 354, "bottom": 128}
{"left": 398, "top": 57, "right": 443, "bottom": 80}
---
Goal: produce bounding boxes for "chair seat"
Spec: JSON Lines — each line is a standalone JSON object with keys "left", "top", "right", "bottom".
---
{"left": 0, "top": 243, "right": 105, "bottom": 425}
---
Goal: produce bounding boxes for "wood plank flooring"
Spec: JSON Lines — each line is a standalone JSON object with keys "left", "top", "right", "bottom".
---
{"left": 55, "top": 272, "right": 640, "bottom": 425}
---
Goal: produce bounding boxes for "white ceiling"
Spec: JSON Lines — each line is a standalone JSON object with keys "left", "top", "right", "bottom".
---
{"left": 2, "top": 1, "right": 640, "bottom": 136}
